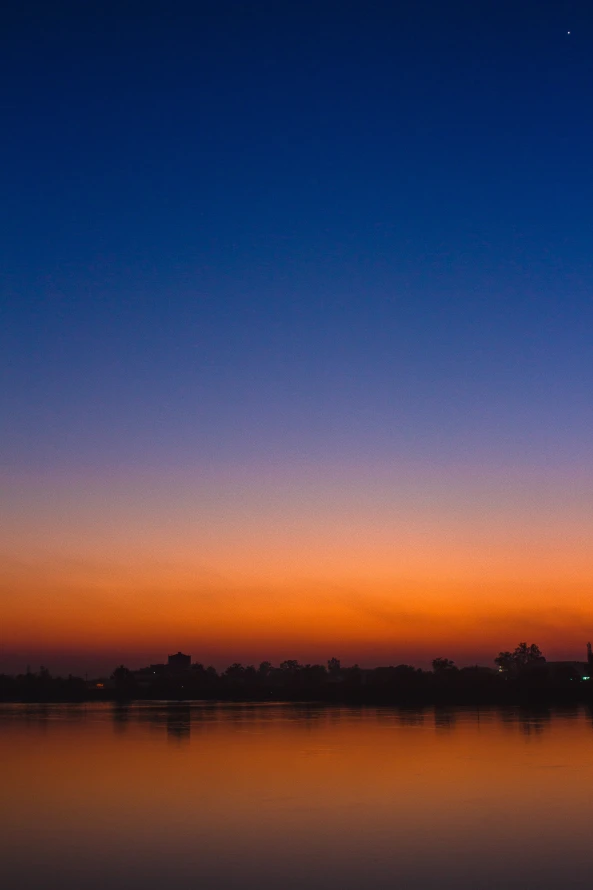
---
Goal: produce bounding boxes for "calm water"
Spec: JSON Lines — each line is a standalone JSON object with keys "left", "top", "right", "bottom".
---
{"left": 2, "top": 703, "right": 593, "bottom": 889}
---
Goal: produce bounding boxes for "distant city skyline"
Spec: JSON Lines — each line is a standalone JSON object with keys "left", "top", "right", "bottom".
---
{"left": 4, "top": 638, "right": 593, "bottom": 679}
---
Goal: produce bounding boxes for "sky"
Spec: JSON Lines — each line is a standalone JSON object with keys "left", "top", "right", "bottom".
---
{"left": 1, "top": 0, "right": 592, "bottom": 675}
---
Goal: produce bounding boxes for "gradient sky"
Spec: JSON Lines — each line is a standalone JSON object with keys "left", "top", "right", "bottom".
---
{"left": 1, "top": 0, "right": 592, "bottom": 674}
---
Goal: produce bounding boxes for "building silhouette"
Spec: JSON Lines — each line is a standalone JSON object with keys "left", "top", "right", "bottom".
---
{"left": 167, "top": 651, "right": 191, "bottom": 672}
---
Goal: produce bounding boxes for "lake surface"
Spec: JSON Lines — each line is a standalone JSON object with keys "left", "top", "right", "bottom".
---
{"left": 2, "top": 703, "right": 593, "bottom": 889}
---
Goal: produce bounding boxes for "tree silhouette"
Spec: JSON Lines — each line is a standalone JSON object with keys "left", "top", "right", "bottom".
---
{"left": 495, "top": 642, "right": 545, "bottom": 671}
{"left": 224, "top": 663, "right": 245, "bottom": 680}
{"left": 258, "top": 661, "right": 273, "bottom": 678}
{"left": 432, "top": 657, "right": 457, "bottom": 673}
{"left": 279, "top": 660, "right": 301, "bottom": 674}
{"left": 111, "top": 665, "right": 132, "bottom": 684}
{"left": 494, "top": 651, "right": 514, "bottom": 671}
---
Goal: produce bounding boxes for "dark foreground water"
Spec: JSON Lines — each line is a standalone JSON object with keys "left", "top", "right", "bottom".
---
{"left": 2, "top": 703, "right": 593, "bottom": 889}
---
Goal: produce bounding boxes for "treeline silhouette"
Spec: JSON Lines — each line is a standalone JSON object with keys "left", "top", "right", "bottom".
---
{"left": 2, "top": 643, "right": 592, "bottom": 704}
{"left": 0, "top": 666, "right": 87, "bottom": 702}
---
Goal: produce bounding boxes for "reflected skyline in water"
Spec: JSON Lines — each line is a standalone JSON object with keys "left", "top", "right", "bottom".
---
{"left": 2, "top": 703, "right": 593, "bottom": 889}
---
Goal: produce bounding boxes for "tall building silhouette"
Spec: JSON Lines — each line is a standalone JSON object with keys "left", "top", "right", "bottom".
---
{"left": 168, "top": 651, "right": 191, "bottom": 672}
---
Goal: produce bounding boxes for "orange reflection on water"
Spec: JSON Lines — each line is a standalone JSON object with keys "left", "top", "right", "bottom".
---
{"left": 2, "top": 704, "right": 593, "bottom": 889}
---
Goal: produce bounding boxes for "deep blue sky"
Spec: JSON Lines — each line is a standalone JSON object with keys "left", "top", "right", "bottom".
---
{"left": 2, "top": 0, "right": 592, "bottom": 471}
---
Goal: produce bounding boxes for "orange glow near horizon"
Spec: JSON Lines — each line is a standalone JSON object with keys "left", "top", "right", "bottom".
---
{"left": 2, "top": 459, "right": 593, "bottom": 672}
